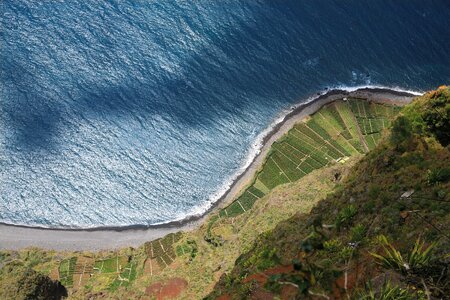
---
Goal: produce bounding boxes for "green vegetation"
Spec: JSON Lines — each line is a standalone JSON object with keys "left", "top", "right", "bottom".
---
{"left": 145, "top": 232, "right": 182, "bottom": 269}
{"left": 175, "top": 240, "right": 198, "bottom": 261}
{"left": 358, "top": 280, "right": 419, "bottom": 300}
{"left": 219, "top": 99, "right": 398, "bottom": 219}
{"left": 0, "top": 258, "right": 67, "bottom": 300}
{"left": 402, "top": 86, "right": 450, "bottom": 146}
{"left": 208, "top": 87, "right": 450, "bottom": 299}
{"left": 1, "top": 89, "right": 448, "bottom": 299}
{"left": 58, "top": 257, "right": 76, "bottom": 287}
{"left": 109, "top": 260, "right": 137, "bottom": 291}
{"left": 94, "top": 256, "right": 128, "bottom": 274}
{"left": 370, "top": 235, "right": 437, "bottom": 274}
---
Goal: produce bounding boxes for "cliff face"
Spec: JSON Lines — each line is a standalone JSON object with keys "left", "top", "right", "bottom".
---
{"left": 0, "top": 88, "right": 448, "bottom": 299}
{"left": 208, "top": 87, "right": 450, "bottom": 299}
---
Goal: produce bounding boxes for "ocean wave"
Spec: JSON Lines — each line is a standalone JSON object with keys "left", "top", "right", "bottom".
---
{"left": 1, "top": 0, "right": 448, "bottom": 229}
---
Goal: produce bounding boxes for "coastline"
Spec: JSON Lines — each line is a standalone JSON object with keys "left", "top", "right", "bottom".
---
{"left": 0, "top": 87, "right": 418, "bottom": 250}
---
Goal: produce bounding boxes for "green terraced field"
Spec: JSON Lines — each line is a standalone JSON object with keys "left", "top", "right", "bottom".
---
{"left": 109, "top": 261, "right": 137, "bottom": 291}
{"left": 144, "top": 232, "right": 182, "bottom": 268}
{"left": 58, "top": 257, "right": 77, "bottom": 287}
{"left": 219, "top": 98, "right": 401, "bottom": 218}
{"left": 94, "top": 256, "right": 128, "bottom": 274}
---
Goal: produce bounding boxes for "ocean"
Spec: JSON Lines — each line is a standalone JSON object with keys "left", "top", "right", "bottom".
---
{"left": 1, "top": 0, "right": 449, "bottom": 228}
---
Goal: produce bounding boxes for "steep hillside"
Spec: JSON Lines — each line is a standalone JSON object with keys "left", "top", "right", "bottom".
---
{"left": 208, "top": 87, "right": 450, "bottom": 299}
{"left": 219, "top": 98, "right": 400, "bottom": 220}
{"left": 0, "top": 90, "right": 441, "bottom": 299}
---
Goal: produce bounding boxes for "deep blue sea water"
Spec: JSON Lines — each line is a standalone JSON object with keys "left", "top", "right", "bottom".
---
{"left": 1, "top": 1, "right": 449, "bottom": 228}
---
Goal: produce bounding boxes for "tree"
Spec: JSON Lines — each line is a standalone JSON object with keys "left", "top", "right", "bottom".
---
{"left": 10, "top": 269, "right": 67, "bottom": 300}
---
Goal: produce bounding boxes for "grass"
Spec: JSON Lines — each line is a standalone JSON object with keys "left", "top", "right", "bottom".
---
{"left": 94, "top": 256, "right": 128, "bottom": 274}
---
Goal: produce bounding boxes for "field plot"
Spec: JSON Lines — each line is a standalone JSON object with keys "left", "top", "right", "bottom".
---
{"left": 109, "top": 261, "right": 137, "bottom": 290}
{"left": 58, "top": 257, "right": 77, "bottom": 287}
{"left": 145, "top": 232, "right": 182, "bottom": 269}
{"left": 347, "top": 98, "right": 396, "bottom": 150}
{"left": 218, "top": 99, "right": 400, "bottom": 219}
{"left": 91, "top": 255, "right": 139, "bottom": 290}
{"left": 72, "top": 256, "right": 95, "bottom": 289}
{"left": 94, "top": 256, "right": 128, "bottom": 274}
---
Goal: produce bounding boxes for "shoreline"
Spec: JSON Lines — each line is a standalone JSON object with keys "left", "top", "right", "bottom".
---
{"left": 0, "top": 87, "right": 418, "bottom": 250}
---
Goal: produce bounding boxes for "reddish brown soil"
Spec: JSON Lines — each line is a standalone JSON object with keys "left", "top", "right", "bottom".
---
{"left": 251, "top": 289, "right": 274, "bottom": 300}
{"left": 243, "top": 272, "right": 267, "bottom": 285}
{"left": 48, "top": 267, "right": 59, "bottom": 281}
{"left": 144, "top": 258, "right": 161, "bottom": 276}
{"left": 145, "top": 278, "right": 188, "bottom": 300}
{"left": 265, "top": 265, "right": 294, "bottom": 275}
{"left": 243, "top": 264, "right": 294, "bottom": 285}
{"left": 280, "top": 284, "right": 298, "bottom": 300}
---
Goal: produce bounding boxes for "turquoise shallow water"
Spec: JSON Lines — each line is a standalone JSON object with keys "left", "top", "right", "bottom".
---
{"left": 1, "top": 1, "right": 449, "bottom": 228}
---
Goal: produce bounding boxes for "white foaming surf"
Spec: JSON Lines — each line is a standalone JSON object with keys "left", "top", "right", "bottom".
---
{"left": 152, "top": 85, "right": 424, "bottom": 227}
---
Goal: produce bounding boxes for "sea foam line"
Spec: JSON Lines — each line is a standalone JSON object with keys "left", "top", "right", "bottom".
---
{"left": 5, "top": 85, "right": 423, "bottom": 229}
{"left": 160, "top": 84, "right": 424, "bottom": 226}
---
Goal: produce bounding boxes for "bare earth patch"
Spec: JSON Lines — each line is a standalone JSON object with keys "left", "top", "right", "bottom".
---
{"left": 145, "top": 278, "right": 188, "bottom": 299}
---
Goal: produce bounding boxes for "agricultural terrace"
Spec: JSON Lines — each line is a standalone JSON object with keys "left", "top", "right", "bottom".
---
{"left": 55, "top": 254, "right": 137, "bottom": 291}
{"left": 144, "top": 232, "right": 183, "bottom": 276}
{"left": 53, "top": 228, "right": 185, "bottom": 291}
{"left": 218, "top": 98, "right": 401, "bottom": 218}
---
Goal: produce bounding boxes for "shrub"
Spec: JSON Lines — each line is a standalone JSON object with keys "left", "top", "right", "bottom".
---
{"left": 243, "top": 247, "right": 279, "bottom": 271}
{"left": 362, "top": 200, "right": 376, "bottom": 213}
{"left": 389, "top": 116, "right": 413, "bottom": 151}
{"left": 350, "top": 224, "right": 367, "bottom": 242}
{"left": 368, "top": 185, "right": 381, "bottom": 200}
{"left": 323, "top": 239, "right": 342, "bottom": 253}
{"left": 370, "top": 235, "right": 436, "bottom": 274}
{"left": 338, "top": 246, "right": 354, "bottom": 262}
{"left": 427, "top": 167, "right": 450, "bottom": 185}
{"left": 403, "top": 86, "right": 450, "bottom": 146}
{"left": 335, "top": 205, "right": 357, "bottom": 230}
{"left": 5, "top": 269, "right": 67, "bottom": 300}
{"left": 421, "top": 88, "right": 450, "bottom": 146}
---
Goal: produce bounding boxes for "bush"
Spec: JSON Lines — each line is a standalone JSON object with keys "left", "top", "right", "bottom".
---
{"left": 370, "top": 235, "right": 436, "bottom": 274}
{"left": 427, "top": 167, "right": 450, "bottom": 185}
{"left": 323, "top": 239, "right": 342, "bottom": 253}
{"left": 338, "top": 246, "right": 354, "bottom": 262}
{"left": 350, "top": 224, "right": 367, "bottom": 242}
{"left": 4, "top": 269, "right": 67, "bottom": 300}
{"left": 403, "top": 86, "right": 450, "bottom": 146}
{"left": 335, "top": 205, "right": 358, "bottom": 230}
{"left": 421, "top": 88, "right": 450, "bottom": 146}
{"left": 389, "top": 116, "right": 413, "bottom": 151}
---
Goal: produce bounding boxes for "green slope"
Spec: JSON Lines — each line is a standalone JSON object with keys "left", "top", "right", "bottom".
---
{"left": 219, "top": 99, "right": 399, "bottom": 219}
{"left": 208, "top": 87, "right": 450, "bottom": 299}
{"left": 2, "top": 89, "right": 448, "bottom": 300}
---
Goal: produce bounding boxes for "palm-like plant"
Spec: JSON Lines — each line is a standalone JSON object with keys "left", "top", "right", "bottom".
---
{"left": 358, "top": 280, "right": 417, "bottom": 300}
{"left": 370, "top": 235, "right": 436, "bottom": 273}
